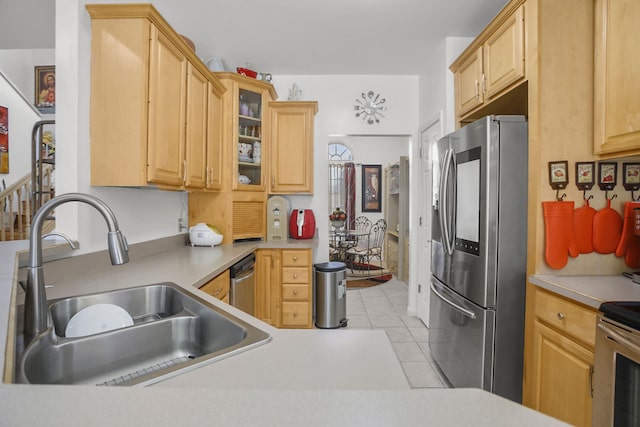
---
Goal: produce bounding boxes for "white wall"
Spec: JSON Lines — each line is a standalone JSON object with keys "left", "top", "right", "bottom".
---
{"left": 0, "top": 71, "right": 42, "bottom": 187}
{"left": 0, "top": 49, "right": 55, "bottom": 188}
{"left": 0, "top": 49, "right": 55, "bottom": 109}
{"left": 270, "top": 75, "right": 417, "bottom": 262}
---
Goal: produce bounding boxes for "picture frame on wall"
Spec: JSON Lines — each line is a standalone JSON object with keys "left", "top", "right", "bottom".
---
{"left": 0, "top": 105, "right": 8, "bottom": 174}
{"left": 361, "top": 164, "right": 382, "bottom": 212}
{"left": 34, "top": 65, "right": 55, "bottom": 114}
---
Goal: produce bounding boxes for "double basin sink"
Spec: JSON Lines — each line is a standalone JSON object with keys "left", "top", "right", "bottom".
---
{"left": 14, "top": 283, "right": 271, "bottom": 386}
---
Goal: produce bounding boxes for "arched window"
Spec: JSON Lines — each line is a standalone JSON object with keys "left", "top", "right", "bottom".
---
{"left": 328, "top": 143, "right": 353, "bottom": 161}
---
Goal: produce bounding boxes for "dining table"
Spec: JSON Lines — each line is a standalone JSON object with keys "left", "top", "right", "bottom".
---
{"left": 329, "top": 229, "right": 370, "bottom": 263}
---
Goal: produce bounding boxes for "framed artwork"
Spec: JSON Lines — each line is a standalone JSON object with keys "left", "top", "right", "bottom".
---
{"left": 575, "top": 162, "right": 595, "bottom": 191}
{"left": 0, "top": 106, "right": 8, "bottom": 174}
{"left": 548, "top": 161, "right": 568, "bottom": 190}
{"left": 623, "top": 162, "right": 640, "bottom": 191}
{"left": 598, "top": 162, "right": 617, "bottom": 191}
{"left": 361, "top": 164, "right": 382, "bottom": 212}
{"left": 34, "top": 65, "right": 55, "bottom": 113}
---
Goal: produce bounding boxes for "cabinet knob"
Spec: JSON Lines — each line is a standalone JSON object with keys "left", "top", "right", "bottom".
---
{"left": 557, "top": 312, "right": 566, "bottom": 320}
{"left": 293, "top": 312, "right": 298, "bottom": 317}
{"left": 293, "top": 273, "right": 298, "bottom": 279}
{"left": 213, "top": 288, "right": 222, "bottom": 296}
{"left": 293, "top": 290, "right": 298, "bottom": 295}
{"left": 293, "top": 256, "right": 298, "bottom": 261}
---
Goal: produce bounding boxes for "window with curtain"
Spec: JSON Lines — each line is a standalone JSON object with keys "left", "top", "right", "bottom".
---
{"left": 328, "top": 143, "right": 356, "bottom": 228}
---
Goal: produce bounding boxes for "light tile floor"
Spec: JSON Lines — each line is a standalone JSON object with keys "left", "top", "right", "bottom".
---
{"left": 341, "top": 275, "right": 451, "bottom": 388}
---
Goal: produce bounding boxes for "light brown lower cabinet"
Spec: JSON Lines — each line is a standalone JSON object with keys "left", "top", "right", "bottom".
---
{"left": 523, "top": 285, "right": 596, "bottom": 427}
{"left": 255, "top": 248, "right": 313, "bottom": 329}
{"left": 199, "top": 270, "right": 230, "bottom": 304}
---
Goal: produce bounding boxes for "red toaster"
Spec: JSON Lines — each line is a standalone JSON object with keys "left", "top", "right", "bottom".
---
{"left": 289, "top": 209, "right": 316, "bottom": 239}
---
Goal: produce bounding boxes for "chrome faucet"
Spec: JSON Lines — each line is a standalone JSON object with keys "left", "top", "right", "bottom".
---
{"left": 24, "top": 193, "right": 129, "bottom": 341}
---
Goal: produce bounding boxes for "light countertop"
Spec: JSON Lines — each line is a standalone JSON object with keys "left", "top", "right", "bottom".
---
{"left": 0, "top": 236, "right": 568, "bottom": 426}
{"left": 529, "top": 274, "right": 640, "bottom": 309}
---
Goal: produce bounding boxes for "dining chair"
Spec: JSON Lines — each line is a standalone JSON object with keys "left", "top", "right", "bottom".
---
{"left": 346, "top": 218, "right": 387, "bottom": 273}
{"left": 354, "top": 216, "right": 372, "bottom": 235}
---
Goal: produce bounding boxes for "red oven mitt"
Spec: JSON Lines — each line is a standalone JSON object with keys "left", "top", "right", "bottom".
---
{"left": 615, "top": 201, "right": 640, "bottom": 268}
{"left": 574, "top": 198, "right": 596, "bottom": 254}
{"left": 543, "top": 201, "right": 579, "bottom": 269}
{"left": 593, "top": 198, "right": 623, "bottom": 254}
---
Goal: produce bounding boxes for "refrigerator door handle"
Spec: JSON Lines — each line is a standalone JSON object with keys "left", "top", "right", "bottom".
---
{"left": 430, "top": 281, "right": 477, "bottom": 319}
{"left": 439, "top": 148, "right": 455, "bottom": 256}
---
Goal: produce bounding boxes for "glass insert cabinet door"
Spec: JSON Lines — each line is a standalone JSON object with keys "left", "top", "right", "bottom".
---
{"left": 237, "top": 88, "right": 262, "bottom": 187}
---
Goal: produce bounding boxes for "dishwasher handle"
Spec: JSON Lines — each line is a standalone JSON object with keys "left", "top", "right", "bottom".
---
{"left": 233, "top": 266, "right": 254, "bottom": 282}
{"left": 230, "top": 253, "right": 256, "bottom": 278}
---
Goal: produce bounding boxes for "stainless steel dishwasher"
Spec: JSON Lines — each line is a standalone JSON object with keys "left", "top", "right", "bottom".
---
{"left": 229, "top": 253, "right": 255, "bottom": 316}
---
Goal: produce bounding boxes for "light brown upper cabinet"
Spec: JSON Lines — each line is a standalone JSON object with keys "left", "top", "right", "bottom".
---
{"left": 268, "top": 102, "right": 318, "bottom": 194}
{"left": 594, "top": 0, "right": 640, "bottom": 158}
{"left": 87, "top": 4, "right": 225, "bottom": 189}
{"left": 451, "top": 4, "right": 525, "bottom": 121}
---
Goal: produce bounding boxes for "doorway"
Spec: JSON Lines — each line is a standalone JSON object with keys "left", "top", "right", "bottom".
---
{"left": 414, "top": 113, "right": 442, "bottom": 326}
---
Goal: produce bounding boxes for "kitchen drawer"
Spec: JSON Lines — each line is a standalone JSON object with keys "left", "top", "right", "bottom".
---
{"left": 281, "top": 301, "right": 311, "bottom": 327}
{"left": 535, "top": 288, "right": 597, "bottom": 347}
{"left": 199, "top": 270, "right": 230, "bottom": 301}
{"left": 281, "top": 267, "right": 310, "bottom": 284}
{"left": 281, "top": 249, "right": 310, "bottom": 267}
{"left": 282, "top": 284, "right": 310, "bottom": 301}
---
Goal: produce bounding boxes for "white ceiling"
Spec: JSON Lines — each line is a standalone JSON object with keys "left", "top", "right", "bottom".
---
{"left": 0, "top": 0, "right": 509, "bottom": 75}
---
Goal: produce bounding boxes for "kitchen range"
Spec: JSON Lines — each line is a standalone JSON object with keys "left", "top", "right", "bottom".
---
{"left": 594, "top": 301, "right": 640, "bottom": 426}
{"left": 429, "top": 115, "right": 528, "bottom": 402}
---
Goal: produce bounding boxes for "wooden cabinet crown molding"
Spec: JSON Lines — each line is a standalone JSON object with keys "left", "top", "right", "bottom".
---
{"left": 213, "top": 72, "right": 278, "bottom": 101}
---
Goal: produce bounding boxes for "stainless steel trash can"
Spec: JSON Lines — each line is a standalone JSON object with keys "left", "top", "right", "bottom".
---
{"left": 315, "top": 261, "right": 348, "bottom": 329}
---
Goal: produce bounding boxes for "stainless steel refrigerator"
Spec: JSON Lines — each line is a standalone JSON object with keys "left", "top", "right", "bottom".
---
{"left": 429, "top": 115, "right": 528, "bottom": 403}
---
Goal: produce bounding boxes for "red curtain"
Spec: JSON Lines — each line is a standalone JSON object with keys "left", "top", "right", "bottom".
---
{"left": 344, "top": 162, "right": 356, "bottom": 229}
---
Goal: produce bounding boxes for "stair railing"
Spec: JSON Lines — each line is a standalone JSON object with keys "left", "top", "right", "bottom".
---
{"left": 1, "top": 164, "right": 53, "bottom": 241}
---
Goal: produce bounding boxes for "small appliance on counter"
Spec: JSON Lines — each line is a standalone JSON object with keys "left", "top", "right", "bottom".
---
{"left": 289, "top": 209, "right": 315, "bottom": 239}
{"left": 188, "top": 223, "right": 223, "bottom": 246}
{"left": 266, "top": 196, "right": 290, "bottom": 242}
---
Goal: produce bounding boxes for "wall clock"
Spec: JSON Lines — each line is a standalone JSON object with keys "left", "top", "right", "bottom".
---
{"left": 354, "top": 91, "right": 387, "bottom": 124}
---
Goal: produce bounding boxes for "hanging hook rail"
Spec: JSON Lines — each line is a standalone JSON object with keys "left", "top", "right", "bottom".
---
{"left": 604, "top": 191, "right": 617, "bottom": 201}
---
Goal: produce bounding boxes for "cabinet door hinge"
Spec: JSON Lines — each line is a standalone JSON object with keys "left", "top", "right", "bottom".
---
{"left": 418, "top": 284, "right": 422, "bottom": 293}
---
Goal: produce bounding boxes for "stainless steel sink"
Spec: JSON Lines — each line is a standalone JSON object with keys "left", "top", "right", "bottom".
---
{"left": 16, "top": 282, "right": 271, "bottom": 386}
